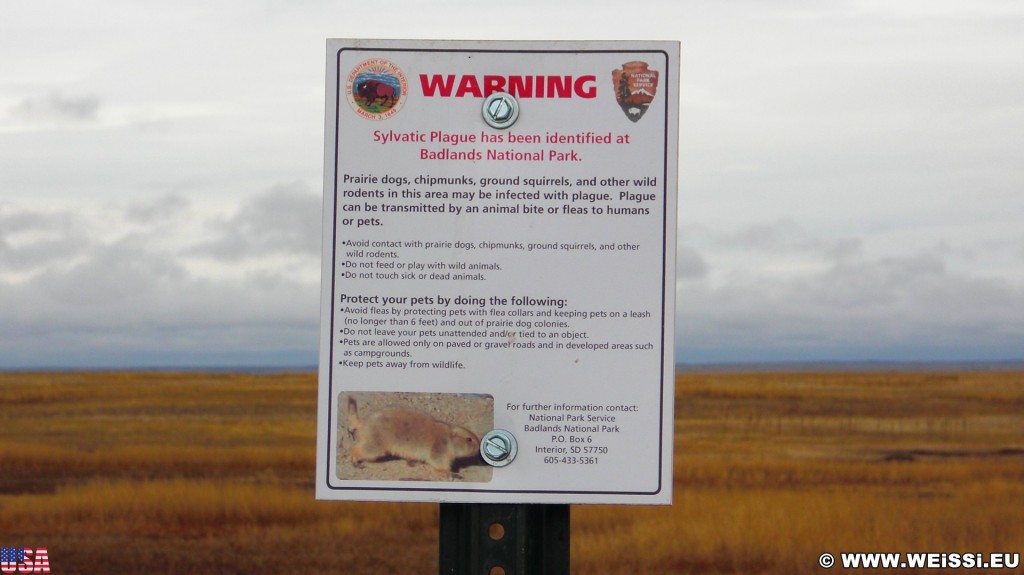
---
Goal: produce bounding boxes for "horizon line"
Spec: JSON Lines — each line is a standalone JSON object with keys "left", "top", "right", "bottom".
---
{"left": 2, "top": 360, "right": 1024, "bottom": 373}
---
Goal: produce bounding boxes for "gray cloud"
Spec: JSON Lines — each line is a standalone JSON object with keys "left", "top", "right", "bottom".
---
{"left": 188, "top": 182, "right": 321, "bottom": 261}
{"left": 686, "top": 219, "right": 863, "bottom": 263}
{"left": 0, "top": 194, "right": 320, "bottom": 367}
{"left": 7, "top": 92, "right": 101, "bottom": 125}
{"left": 0, "top": 267, "right": 319, "bottom": 368}
{"left": 0, "top": 206, "right": 91, "bottom": 272}
{"left": 124, "top": 194, "right": 190, "bottom": 224}
{"left": 34, "top": 234, "right": 186, "bottom": 308}
{"left": 677, "top": 246, "right": 708, "bottom": 280}
{"left": 677, "top": 248, "right": 1024, "bottom": 363}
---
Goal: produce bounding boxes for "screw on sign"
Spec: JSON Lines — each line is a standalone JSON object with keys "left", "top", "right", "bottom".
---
{"left": 0, "top": 548, "right": 50, "bottom": 574}
{"left": 481, "top": 92, "right": 519, "bottom": 129}
{"left": 486, "top": 97, "right": 512, "bottom": 121}
{"left": 480, "top": 429, "right": 518, "bottom": 467}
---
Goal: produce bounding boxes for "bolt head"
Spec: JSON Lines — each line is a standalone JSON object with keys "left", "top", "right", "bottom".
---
{"left": 484, "top": 435, "right": 510, "bottom": 459}
{"left": 480, "top": 429, "right": 518, "bottom": 467}
{"left": 482, "top": 92, "right": 519, "bottom": 129}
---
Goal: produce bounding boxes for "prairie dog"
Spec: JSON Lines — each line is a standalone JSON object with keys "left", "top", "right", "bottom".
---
{"left": 347, "top": 397, "right": 481, "bottom": 473}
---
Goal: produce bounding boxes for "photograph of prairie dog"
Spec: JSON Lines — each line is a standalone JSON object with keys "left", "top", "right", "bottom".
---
{"left": 337, "top": 392, "right": 493, "bottom": 482}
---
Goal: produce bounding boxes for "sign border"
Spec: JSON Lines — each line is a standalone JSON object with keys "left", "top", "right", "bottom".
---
{"left": 320, "top": 42, "right": 677, "bottom": 502}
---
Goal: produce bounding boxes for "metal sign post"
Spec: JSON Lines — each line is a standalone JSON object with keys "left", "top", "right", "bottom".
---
{"left": 440, "top": 503, "right": 569, "bottom": 575}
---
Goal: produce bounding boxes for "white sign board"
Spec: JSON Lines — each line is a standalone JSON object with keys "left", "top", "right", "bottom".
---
{"left": 317, "top": 39, "right": 678, "bottom": 504}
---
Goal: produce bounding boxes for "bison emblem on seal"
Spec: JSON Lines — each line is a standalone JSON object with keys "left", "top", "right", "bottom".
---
{"left": 355, "top": 79, "right": 397, "bottom": 108}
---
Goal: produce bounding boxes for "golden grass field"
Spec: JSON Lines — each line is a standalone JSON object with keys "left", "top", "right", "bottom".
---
{"left": 1, "top": 370, "right": 1023, "bottom": 574}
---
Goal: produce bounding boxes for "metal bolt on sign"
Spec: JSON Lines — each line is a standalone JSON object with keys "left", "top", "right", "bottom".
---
{"left": 481, "top": 429, "right": 518, "bottom": 467}
{"left": 482, "top": 92, "right": 520, "bottom": 129}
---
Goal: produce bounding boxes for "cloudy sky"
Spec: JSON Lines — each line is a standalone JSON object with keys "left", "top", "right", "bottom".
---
{"left": 2, "top": 1, "right": 1022, "bottom": 368}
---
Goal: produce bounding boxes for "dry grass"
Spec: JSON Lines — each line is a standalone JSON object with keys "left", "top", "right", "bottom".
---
{"left": 1, "top": 370, "right": 1023, "bottom": 574}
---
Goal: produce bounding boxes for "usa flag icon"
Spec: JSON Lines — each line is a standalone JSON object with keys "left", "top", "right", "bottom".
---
{"left": 1, "top": 547, "right": 49, "bottom": 573}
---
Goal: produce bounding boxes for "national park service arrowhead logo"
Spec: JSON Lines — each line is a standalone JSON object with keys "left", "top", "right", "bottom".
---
{"left": 612, "top": 61, "right": 659, "bottom": 122}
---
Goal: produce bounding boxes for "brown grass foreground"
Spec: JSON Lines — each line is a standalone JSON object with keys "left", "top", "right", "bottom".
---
{"left": 1, "top": 370, "right": 1023, "bottom": 574}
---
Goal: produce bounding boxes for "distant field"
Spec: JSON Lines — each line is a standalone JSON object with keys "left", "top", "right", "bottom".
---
{"left": 1, "top": 370, "right": 1022, "bottom": 574}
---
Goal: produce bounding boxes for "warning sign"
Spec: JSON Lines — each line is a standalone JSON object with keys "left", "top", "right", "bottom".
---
{"left": 317, "top": 39, "right": 679, "bottom": 504}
